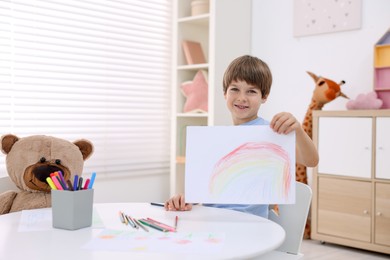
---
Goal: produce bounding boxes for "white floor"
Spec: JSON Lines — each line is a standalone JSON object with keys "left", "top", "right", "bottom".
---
{"left": 301, "top": 239, "right": 389, "bottom": 260}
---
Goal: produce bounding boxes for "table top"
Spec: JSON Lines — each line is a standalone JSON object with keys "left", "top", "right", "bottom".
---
{"left": 0, "top": 203, "right": 285, "bottom": 260}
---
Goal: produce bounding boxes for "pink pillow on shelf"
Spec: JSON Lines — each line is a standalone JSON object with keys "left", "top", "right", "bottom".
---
{"left": 181, "top": 70, "right": 208, "bottom": 113}
{"left": 346, "top": 91, "right": 383, "bottom": 110}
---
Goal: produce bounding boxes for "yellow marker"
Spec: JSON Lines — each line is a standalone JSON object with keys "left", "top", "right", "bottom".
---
{"left": 46, "top": 177, "right": 57, "bottom": 190}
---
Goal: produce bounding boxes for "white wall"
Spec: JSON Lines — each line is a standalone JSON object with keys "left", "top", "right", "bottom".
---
{"left": 252, "top": 0, "right": 390, "bottom": 185}
{"left": 252, "top": 0, "right": 390, "bottom": 122}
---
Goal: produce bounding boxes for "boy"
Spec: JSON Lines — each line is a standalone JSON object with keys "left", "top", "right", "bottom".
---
{"left": 165, "top": 55, "right": 319, "bottom": 218}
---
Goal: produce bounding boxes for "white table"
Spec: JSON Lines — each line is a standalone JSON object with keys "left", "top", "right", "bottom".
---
{"left": 0, "top": 203, "right": 285, "bottom": 260}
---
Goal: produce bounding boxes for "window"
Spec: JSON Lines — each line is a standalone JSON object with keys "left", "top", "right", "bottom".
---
{"left": 0, "top": 0, "right": 172, "bottom": 178}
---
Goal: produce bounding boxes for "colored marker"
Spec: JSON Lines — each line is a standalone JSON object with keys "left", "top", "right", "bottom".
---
{"left": 88, "top": 172, "right": 96, "bottom": 189}
{"left": 139, "top": 219, "right": 168, "bottom": 232}
{"left": 146, "top": 217, "right": 176, "bottom": 232}
{"left": 83, "top": 179, "right": 90, "bottom": 190}
{"left": 118, "top": 211, "right": 125, "bottom": 224}
{"left": 175, "top": 216, "right": 178, "bottom": 230}
{"left": 46, "top": 177, "right": 57, "bottom": 190}
{"left": 126, "top": 215, "right": 137, "bottom": 229}
{"left": 78, "top": 177, "right": 83, "bottom": 190}
{"left": 150, "top": 202, "right": 165, "bottom": 207}
{"left": 51, "top": 175, "right": 63, "bottom": 190}
{"left": 57, "top": 171, "right": 68, "bottom": 190}
{"left": 133, "top": 218, "right": 149, "bottom": 232}
{"left": 66, "top": 180, "right": 74, "bottom": 191}
{"left": 73, "top": 175, "right": 79, "bottom": 191}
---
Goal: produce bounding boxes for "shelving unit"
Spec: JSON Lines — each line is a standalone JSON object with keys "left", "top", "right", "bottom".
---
{"left": 170, "top": 0, "right": 252, "bottom": 195}
{"left": 374, "top": 28, "right": 390, "bottom": 108}
{"left": 311, "top": 110, "right": 390, "bottom": 255}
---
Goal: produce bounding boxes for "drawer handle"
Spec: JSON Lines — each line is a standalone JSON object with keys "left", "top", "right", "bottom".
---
{"left": 376, "top": 212, "right": 382, "bottom": 216}
{"left": 363, "top": 210, "right": 369, "bottom": 214}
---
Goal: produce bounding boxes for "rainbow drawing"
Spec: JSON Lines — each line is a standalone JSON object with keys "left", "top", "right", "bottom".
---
{"left": 208, "top": 142, "right": 292, "bottom": 203}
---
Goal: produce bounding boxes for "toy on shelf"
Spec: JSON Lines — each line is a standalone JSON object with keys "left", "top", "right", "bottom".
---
{"left": 346, "top": 91, "right": 383, "bottom": 110}
{"left": 373, "top": 28, "right": 390, "bottom": 108}
{"left": 180, "top": 70, "right": 208, "bottom": 113}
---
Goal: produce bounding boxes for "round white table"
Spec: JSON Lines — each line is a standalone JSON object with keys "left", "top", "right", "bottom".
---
{"left": 0, "top": 203, "right": 285, "bottom": 259}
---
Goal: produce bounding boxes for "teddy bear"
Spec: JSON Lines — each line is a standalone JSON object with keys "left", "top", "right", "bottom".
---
{"left": 0, "top": 134, "right": 93, "bottom": 215}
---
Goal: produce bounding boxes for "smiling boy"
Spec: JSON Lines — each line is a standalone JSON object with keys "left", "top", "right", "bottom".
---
{"left": 165, "top": 55, "right": 319, "bottom": 218}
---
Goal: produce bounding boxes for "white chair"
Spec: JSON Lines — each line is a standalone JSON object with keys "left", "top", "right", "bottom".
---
{"left": 0, "top": 176, "right": 18, "bottom": 193}
{"left": 254, "top": 182, "right": 312, "bottom": 260}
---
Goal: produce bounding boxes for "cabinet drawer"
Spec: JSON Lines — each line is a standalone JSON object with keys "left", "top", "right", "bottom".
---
{"left": 376, "top": 117, "right": 390, "bottom": 180}
{"left": 317, "top": 177, "right": 371, "bottom": 242}
{"left": 318, "top": 117, "right": 372, "bottom": 178}
{"left": 375, "top": 182, "right": 390, "bottom": 246}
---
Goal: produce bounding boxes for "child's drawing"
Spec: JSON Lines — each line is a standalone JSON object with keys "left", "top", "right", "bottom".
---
{"left": 185, "top": 126, "right": 295, "bottom": 204}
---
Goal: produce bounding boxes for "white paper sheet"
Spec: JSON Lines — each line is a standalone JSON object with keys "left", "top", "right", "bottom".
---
{"left": 185, "top": 126, "right": 296, "bottom": 204}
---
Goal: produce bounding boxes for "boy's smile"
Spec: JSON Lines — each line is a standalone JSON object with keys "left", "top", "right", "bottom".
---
{"left": 224, "top": 80, "right": 267, "bottom": 125}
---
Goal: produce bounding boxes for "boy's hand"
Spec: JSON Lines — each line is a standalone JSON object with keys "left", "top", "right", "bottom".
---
{"left": 164, "top": 194, "right": 192, "bottom": 211}
{"left": 270, "top": 112, "right": 301, "bottom": 134}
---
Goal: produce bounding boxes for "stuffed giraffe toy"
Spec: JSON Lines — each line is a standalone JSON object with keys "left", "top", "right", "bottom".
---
{"left": 298, "top": 71, "right": 348, "bottom": 239}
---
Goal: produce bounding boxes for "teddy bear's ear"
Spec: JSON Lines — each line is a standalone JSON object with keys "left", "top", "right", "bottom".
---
{"left": 74, "top": 139, "right": 94, "bottom": 161}
{"left": 1, "top": 134, "right": 19, "bottom": 155}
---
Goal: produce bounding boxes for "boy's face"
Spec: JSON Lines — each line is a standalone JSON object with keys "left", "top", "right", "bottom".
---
{"left": 224, "top": 80, "right": 267, "bottom": 125}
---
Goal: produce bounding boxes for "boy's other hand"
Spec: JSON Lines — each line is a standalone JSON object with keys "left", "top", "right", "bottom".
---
{"left": 270, "top": 112, "right": 300, "bottom": 134}
{"left": 164, "top": 194, "right": 193, "bottom": 211}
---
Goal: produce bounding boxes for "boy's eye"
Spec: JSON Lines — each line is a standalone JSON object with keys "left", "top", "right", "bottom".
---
{"left": 229, "top": 87, "right": 239, "bottom": 92}
{"left": 248, "top": 90, "right": 258, "bottom": 94}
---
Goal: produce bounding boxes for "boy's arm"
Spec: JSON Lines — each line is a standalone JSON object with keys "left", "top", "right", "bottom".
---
{"left": 270, "top": 112, "right": 319, "bottom": 167}
{"left": 295, "top": 126, "right": 319, "bottom": 167}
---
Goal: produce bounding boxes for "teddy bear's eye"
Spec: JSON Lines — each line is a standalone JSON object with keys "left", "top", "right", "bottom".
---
{"left": 55, "top": 159, "right": 61, "bottom": 165}
{"left": 40, "top": 157, "right": 46, "bottom": 163}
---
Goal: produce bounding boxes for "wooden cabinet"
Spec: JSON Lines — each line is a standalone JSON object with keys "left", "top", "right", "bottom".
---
{"left": 170, "top": 0, "right": 252, "bottom": 195}
{"left": 311, "top": 110, "right": 390, "bottom": 254}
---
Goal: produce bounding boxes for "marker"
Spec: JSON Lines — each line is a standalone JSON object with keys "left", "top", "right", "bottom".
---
{"left": 133, "top": 218, "right": 149, "bottom": 232}
{"left": 66, "top": 180, "right": 74, "bottom": 191}
{"left": 78, "top": 177, "right": 83, "bottom": 190}
{"left": 51, "top": 176, "right": 63, "bottom": 190}
{"left": 83, "top": 179, "right": 90, "bottom": 190}
{"left": 175, "top": 216, "right": 178, "bottom": 230}
{"left": 57, "top": 171, "right": 68, "bottom": 190}
{"left": 46, "top": 177, "right": 57, "bottom": 190}
{"left": 139, "top": 219, "right": 168, "bottom": 232}
{"left": 150, "top": 202, "right": 165, "bottom": 207}
{"left": 126, "top": 215, "right": 137, "bottom": 229}
{"left": 118, "top": 211, "right": 125, "bottom": 224}
{"left": 88, "top": 172, "right": 96, "bottom": 189}
{"left": 73, "top": 175, "right": 79, "bottom": 191}
{"left": 146, "top": 218, "right": 176, "bottom": 232}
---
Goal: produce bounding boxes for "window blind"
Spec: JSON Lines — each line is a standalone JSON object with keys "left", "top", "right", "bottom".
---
{"left": 0, "top": 0, "right": 172, "bottom": 178}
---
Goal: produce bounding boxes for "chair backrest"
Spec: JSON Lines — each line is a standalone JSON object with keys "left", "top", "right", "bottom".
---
{"left": 268, "top": 181, "right": 312, "bottom": 255}
{"left": 0, "top": 176, "right": 18, "bottom": 193}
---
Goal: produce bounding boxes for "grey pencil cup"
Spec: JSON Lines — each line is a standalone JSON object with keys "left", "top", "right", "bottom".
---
{"left": 51, "top": 189, "right": 94, "bottom": 230}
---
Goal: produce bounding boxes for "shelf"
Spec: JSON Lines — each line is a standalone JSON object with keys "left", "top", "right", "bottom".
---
{"left": 178, "top": 14, "right": 209, "bottom": 26}
{"left": 177, "top": 63, "right": 208, "bottom": 71}
{"left": 176, "top": 113, "right": 208, "bottom": 118}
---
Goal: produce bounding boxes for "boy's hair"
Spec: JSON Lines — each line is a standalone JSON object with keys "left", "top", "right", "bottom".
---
{"left": 223, "top": 55, "right": 272, "bottom": 97}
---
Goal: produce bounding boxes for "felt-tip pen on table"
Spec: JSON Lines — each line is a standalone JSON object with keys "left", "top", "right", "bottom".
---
{"left": 139, "top": 219, "right": 168, "bottom": 232}
{"left": 150, "top": 202, "right": 165, "bottom": 207}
